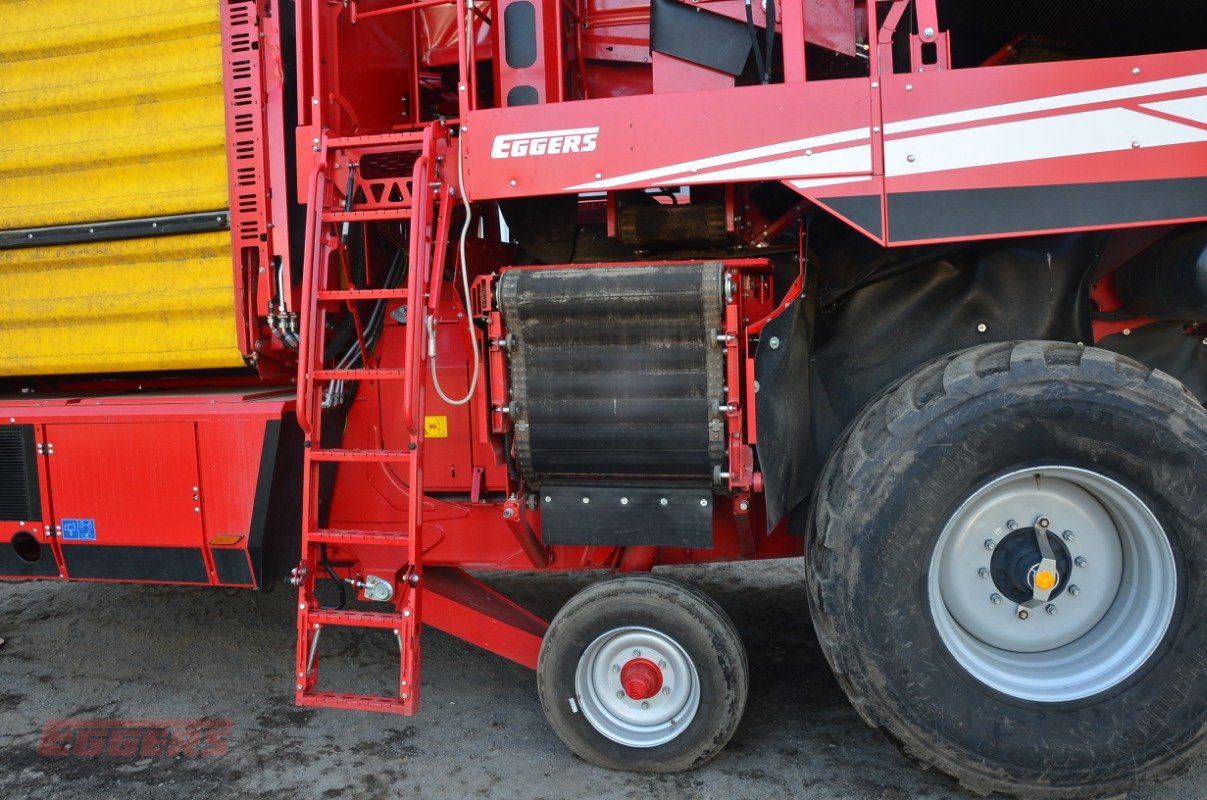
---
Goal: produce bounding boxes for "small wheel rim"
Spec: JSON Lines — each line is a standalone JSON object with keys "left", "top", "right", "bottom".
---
{"left": 928, "top": 466, "right": 1177, "bottom": 702}
{"left": 574, "top": 626, "right": 701, "bottom": 747}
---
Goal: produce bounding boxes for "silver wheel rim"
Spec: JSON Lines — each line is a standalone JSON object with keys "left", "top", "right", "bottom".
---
{"left": 574, "top": 626, "right": 701, "bottom": 747}
{"left": 928, "top": 466, "right": 1177, "bottom": 702}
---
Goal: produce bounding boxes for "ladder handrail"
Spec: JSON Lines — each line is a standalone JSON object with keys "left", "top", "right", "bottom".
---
{"left": 401, "top": 153, "right": 430, "bottom": 436}
{"left": 351, "top": 0, "right": 454, "bottom": 23}
{"left": 296, "top": 162, "right": 328, "bottom": 436}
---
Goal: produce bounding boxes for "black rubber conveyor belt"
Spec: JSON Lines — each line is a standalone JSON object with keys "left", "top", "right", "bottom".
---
{"left": 498, "top": 263, "right": 727, "bottom": 484}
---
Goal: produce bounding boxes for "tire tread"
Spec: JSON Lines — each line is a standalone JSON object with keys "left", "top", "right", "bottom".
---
{"left": 806, "top": 341, "right": 1207, "bottom": 799}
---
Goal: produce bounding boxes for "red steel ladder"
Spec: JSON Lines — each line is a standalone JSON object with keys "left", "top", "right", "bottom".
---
{"left": 291, "top": 124, "right": 452, "bottom": 714}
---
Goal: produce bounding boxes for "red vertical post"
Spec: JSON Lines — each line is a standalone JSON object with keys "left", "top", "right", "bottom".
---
{"left": 493, "top": 0, "right": 564, "bottom": 108}
{"left": 781, "top": 0, "right": 807, "bottom": 82}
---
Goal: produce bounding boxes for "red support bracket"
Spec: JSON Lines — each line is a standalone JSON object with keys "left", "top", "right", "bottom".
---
{"left": 422, "top": 568, "right": 549, "bottom": 669}
{"left": 876, "top": 0, "right": 951, "bottom": 73}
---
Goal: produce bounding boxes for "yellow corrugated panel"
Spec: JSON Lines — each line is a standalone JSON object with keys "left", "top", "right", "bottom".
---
{"left": 0, "top": 0, "right": 228, "bottom": 228}
{"left": 0, "top": 232, "right": 245, "bottom": 376}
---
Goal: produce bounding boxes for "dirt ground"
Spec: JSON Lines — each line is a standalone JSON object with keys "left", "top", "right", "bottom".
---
{"left": 0, "top": 560, "right": 1202, "bottom": 800}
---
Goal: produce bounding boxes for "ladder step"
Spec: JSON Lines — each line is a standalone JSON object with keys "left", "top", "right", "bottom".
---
{"left": 313, "top": 368, "right": 409, "bottom": 380}
{"left": 308, "top": 608, "right": 412, "bottom": 630}
{"left": 326, "top": 133, "right": 426, "bottom": 149}
{"left": 308, "top": 448, "right": 414, "bottom": 463}
{"left": 323, "top": 209, "right": 413, "bottom": 223}
{"left": 317, "top": 288, "right": 408, "bottom": 301}
{"left": 297, "top": 690, "right": 415, "bottom": 715}
{"left": 308, "top": 528, "right": 410, "bottom": 546}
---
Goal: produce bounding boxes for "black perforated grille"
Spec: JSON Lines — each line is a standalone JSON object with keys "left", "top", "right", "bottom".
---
{"left": 0, "top": 426, "right": 40, "bottom": 521}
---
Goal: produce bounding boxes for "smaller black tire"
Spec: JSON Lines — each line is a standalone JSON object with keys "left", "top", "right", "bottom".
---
{"left": 537, "top": 574, "right": 748, "bottom": 772}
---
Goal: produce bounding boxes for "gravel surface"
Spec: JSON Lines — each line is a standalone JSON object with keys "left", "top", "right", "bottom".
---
{"left": 0, "top": 560, "right": 1202, "bottom": 800}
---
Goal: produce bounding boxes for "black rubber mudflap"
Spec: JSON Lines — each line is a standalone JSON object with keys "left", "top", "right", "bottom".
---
{"left": 539, "top": 483, "right": 714, "bottom": 547}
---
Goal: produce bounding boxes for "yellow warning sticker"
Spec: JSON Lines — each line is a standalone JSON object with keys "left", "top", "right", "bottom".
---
{"left": 424, "top": 415, "right": 449, "bottom": 438}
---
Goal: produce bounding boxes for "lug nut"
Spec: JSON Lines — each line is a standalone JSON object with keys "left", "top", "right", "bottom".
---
{"left": 1007, "top": 519, "right": 1018, "bottom": 529}
{"left": 1068, "top": 585, "right": 1081, "bottom": 597}
{"left": 978, "top": 567, "right": 990, "bottom": 579}
{"left": 1017, "top": 609, "right": 1030, "bottom": 620}
{"left": 641, "top": 701, "right": 650, "bottom": 710}
{"left": 633, "top": 650, "right": 641, "bottom": 657}
{"left": 617, "top": 690, "right": 625, "bottom": 698}
{"left": 662, "top": 687, "right": 671, "bottom": 695}
{"left": 658, "top": 660, "right": 667, "bottom": 669}
{"left": 1045, "top": 604, "right": 1058, "bottom": 615}
{"left": 1062, "top": 530, "right": 1075, "bottom": 542}
{"left": 990, "top": 593, "right": 1003, "bottom": 605}
{"left": 1075, "top": 556, "right": 1088, "bottom": 568}
{"left": 1038, "top": 517, "right": 1050, "bottom": 529}
{"left": 612, "top": 664, "right": 620, "bottom": 673}
{"left": 984, "top": 539, "right": 997, "bottom": 551}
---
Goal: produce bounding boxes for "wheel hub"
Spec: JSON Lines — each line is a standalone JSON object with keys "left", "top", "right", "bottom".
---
{"left": 574, "top": 627, "right": 702, "bottom": 747}
{"left": 929, "top": 466, "right": 1177, "bottom": 701}
{"left": 936, "top": 473, "right": 1124, "bottom": 654}
{"left": 620, "top": 658, "right": 663, "bottom": 700}
{"left": 990, "top": 527, "right": 1072, "bottom": 605}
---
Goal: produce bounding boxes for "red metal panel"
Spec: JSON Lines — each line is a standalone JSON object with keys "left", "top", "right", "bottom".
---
{"left": 462, "top": 79, "right": 873, "bottom": 198}
{"left": 196, "top": 418, "right": 269, "bottom": 583}
{"left": 382, "top": 366, "right": 476, "bottom": 493}
{"left": 44, "top": 423, "right": 205, "bottom": 553}
{"left": 880, "top": 51, "right": 1207, "bottom": 193}
{"left": 0, "top": 391, "right": 292, "bottom": 586}
{"left": 877, "top": 50, "right": 1207, "bottom": 243}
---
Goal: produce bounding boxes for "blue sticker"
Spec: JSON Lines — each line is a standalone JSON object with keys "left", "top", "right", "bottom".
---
{"left": 61, "top": 519, "right": 97, "bottom": 541}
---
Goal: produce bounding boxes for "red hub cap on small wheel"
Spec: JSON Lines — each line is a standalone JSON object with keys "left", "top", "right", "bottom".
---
{"left": 620, "top": 658, "right": 663, "bottom": 700}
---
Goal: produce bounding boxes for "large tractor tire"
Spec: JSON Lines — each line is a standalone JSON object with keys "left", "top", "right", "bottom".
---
{"left": 807, "top": 341, "right": 1206, "bottom": 798}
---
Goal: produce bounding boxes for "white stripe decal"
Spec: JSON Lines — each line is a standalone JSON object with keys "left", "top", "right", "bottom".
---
{"left": 885, "top": 107, "right": 1207, "bottom": 178}
{"left": 658, "top": 145, "right": 872, "bottom": 185}
{"left": 563, "top": 127, "right": 871, "bottom": 191}
{"left": 789, "top": 176, "right": 874, "bottom": 190}
{"left": 1141, "top": 95, "right": 1207, "bottom": 126}
{"left": 554, "top": 76, "right": 1207, "bottom": 194}
{"left": 885, "top": 73, "right": 1207, "bottom": 135}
